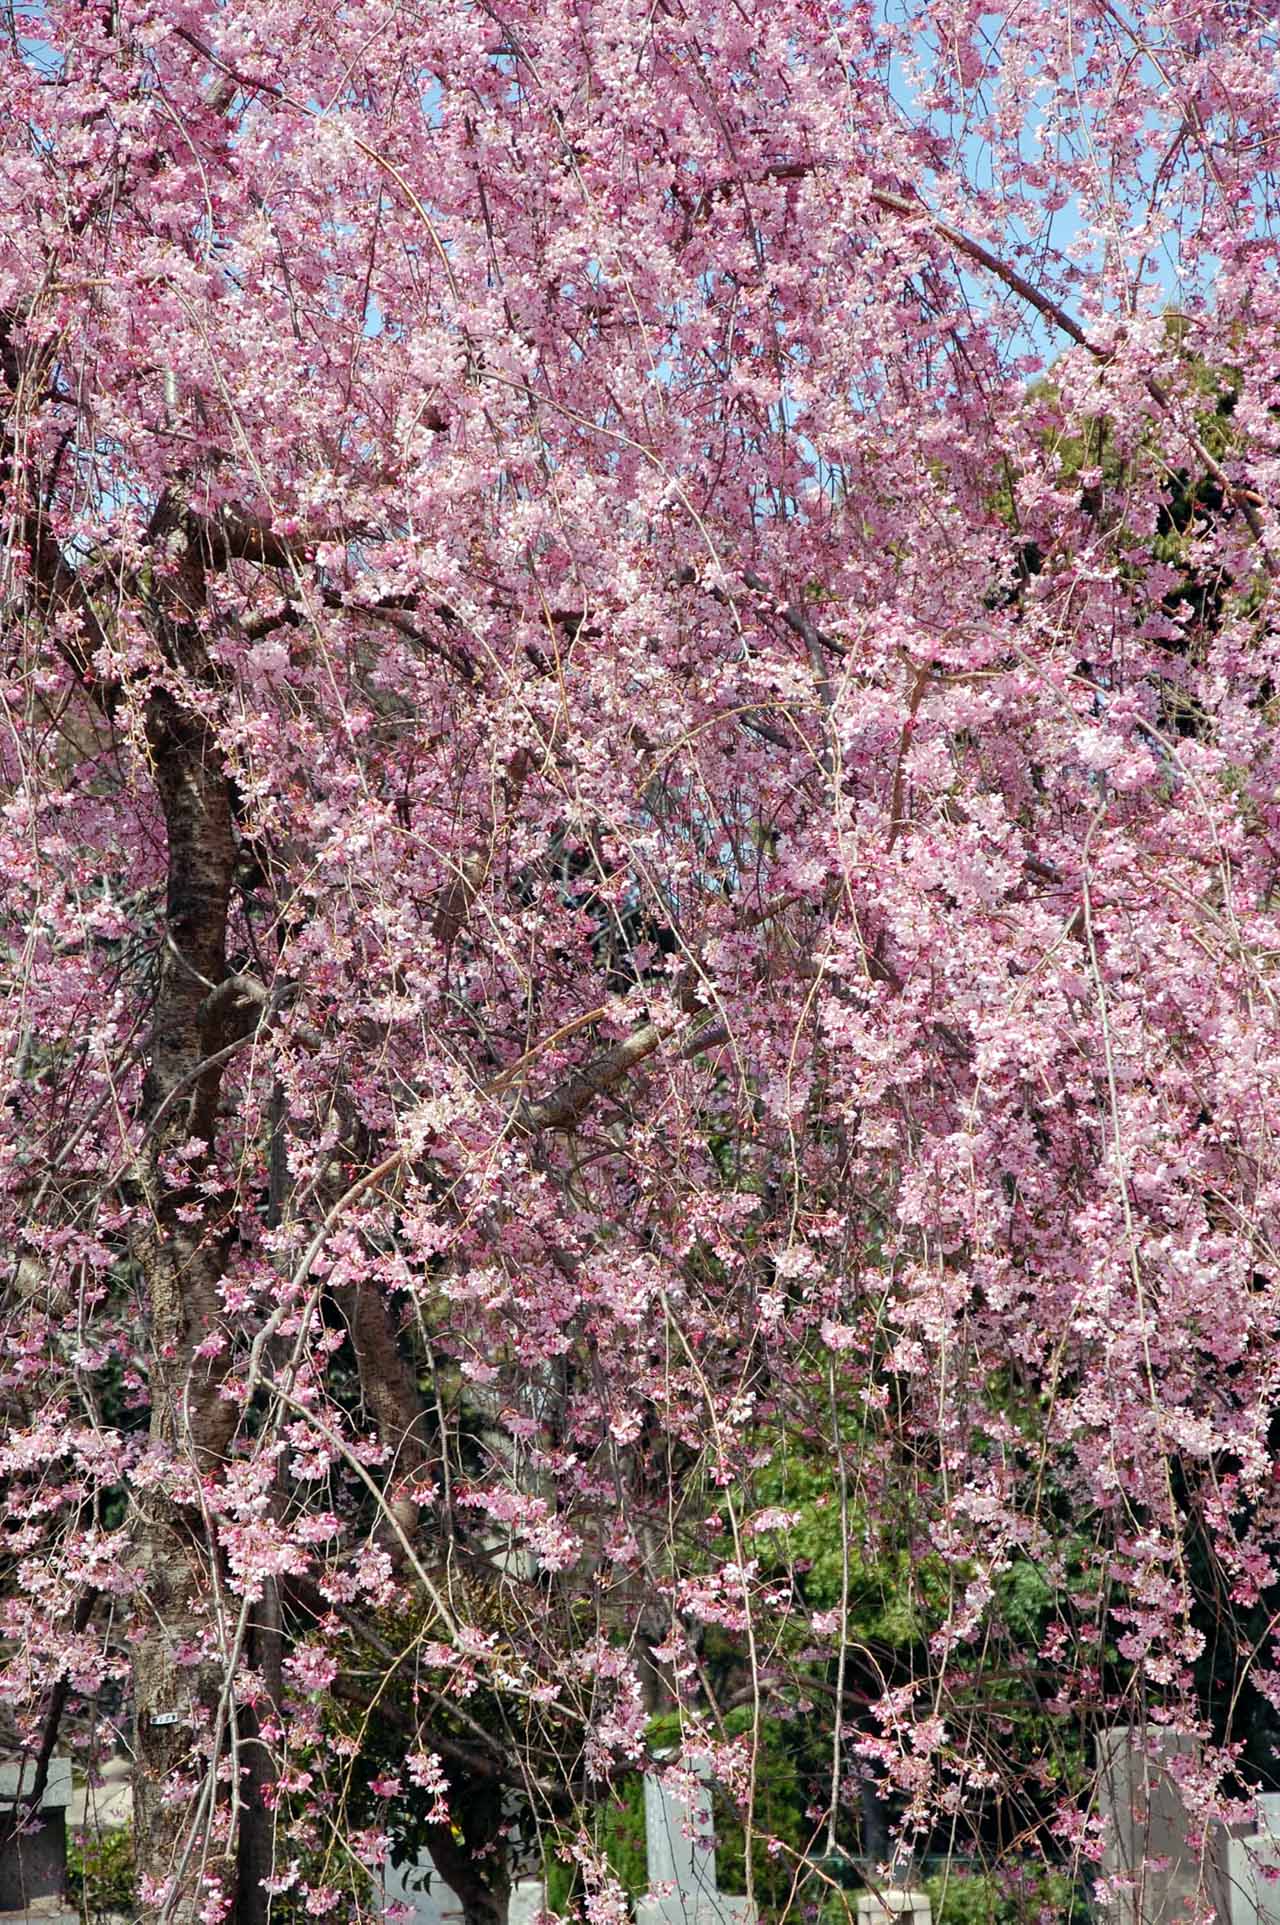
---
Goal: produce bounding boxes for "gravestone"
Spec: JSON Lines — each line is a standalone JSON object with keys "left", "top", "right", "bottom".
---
{"left": 0, "top": 1757, "right": 75, "bottom": 1922}
{"left": 383, "top": 1851, "right": 459, "bottom": 1925}
{"left": 67, "top": 1756, "right": 132, "bottom": 1835}
{"left": 381, "top": 1852, "right": 545, "bottom": 1925}
{"left": 854, "top": 1887, "right": 932, "bottom": 1924}
{"left": 1097, "top": 1727, "right": 1202, "bottom": 1924}
{"left": 634, "top": 1768, "right": 755, "bottom": 1925}
{"left": 1218, "top": 1791, "right": 1280, "bottom": 1925}
{"left": 508, "top": 1878, "right": 547, "bottom": 1925}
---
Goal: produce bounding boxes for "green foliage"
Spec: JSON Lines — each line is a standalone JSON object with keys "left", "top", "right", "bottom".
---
{"left": 922, "top": 1865, "right": 1088, "bottom": 1925}
{"left": 727, "top": 1406, "right": 948, "bottom": 1649}
{"left": 989, "top": 316, "right": 1268, "bottom": 658}
{"left": 993, "top": 1560, "right": 1056, "bottom": 1648}
{"left": 67, "top": 1825, "right": 136, "bottom": 1922}
{"left": 64, "top": 1796, "right": 376, "bottom": 1922}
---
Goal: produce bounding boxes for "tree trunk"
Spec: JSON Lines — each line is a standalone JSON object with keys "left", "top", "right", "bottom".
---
{"left": 129, "top": 529, "right": 242, "bottom": 1922}
{"left": 423, "top": 1818, "right": 511, "bottom": 1925}
{"left": 858, "top": 1765, "right": 890, "bottom": 1866}
{"left": 235, "top": 1582, "right": 283, "bottom": 1925}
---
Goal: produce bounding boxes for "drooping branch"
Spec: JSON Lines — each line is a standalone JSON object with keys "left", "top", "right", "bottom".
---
{"left": 688, "top": 164, "right": 1273, "bottom": 561}
{"left": 867, "top": 185, "right": 1273, "bottom": 561}
{"left": 0, "top": 1589, "right": 99, "bottom": 1854}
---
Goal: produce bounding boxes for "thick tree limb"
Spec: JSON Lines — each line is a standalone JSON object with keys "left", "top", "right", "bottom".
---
{"left": 331, "top": 1278, "right": 434, "bottom": 1548}
{"left": 515, "top": 1015, "right": 730, "bottom": 1133}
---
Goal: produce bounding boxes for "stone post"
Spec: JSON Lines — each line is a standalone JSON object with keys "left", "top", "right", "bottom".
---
{"left": 1097, "top": 1726, "right": 1201, "bottom": 1924}
{"left": 634, "top": 1768, "right": 755, "bottom": 1925}
{"left": 0, "top": 1758, "right": 75, "bottom": 1922}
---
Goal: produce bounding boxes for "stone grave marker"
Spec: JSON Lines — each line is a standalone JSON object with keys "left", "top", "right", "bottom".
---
{"left": 634, "top": 1768, "right": 755, "bottom": 1925}
{"left": 1217, "top": 1790, "right": 1280, "bottom": 1925}
{"left": 1097, "top": 1726, "right": 1204, "bottom": 1925}
{"left": 382, "top": 1851, "right": 546, "bottom": 1925}
{"left": 67, "top": 1756, "right": 132, "bottom": 1836}
{"left": 0, "top": 1757, "right": 75, "bottom": 1923}
{"left": 383, "top": 1851, "right": 459, "bottom": 1925}
{"left": 854, "top": 1885, "right": 932, "bottom": 1925}
{"left": 507, "top": 1877, "right": 547, "bottom": 1925}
